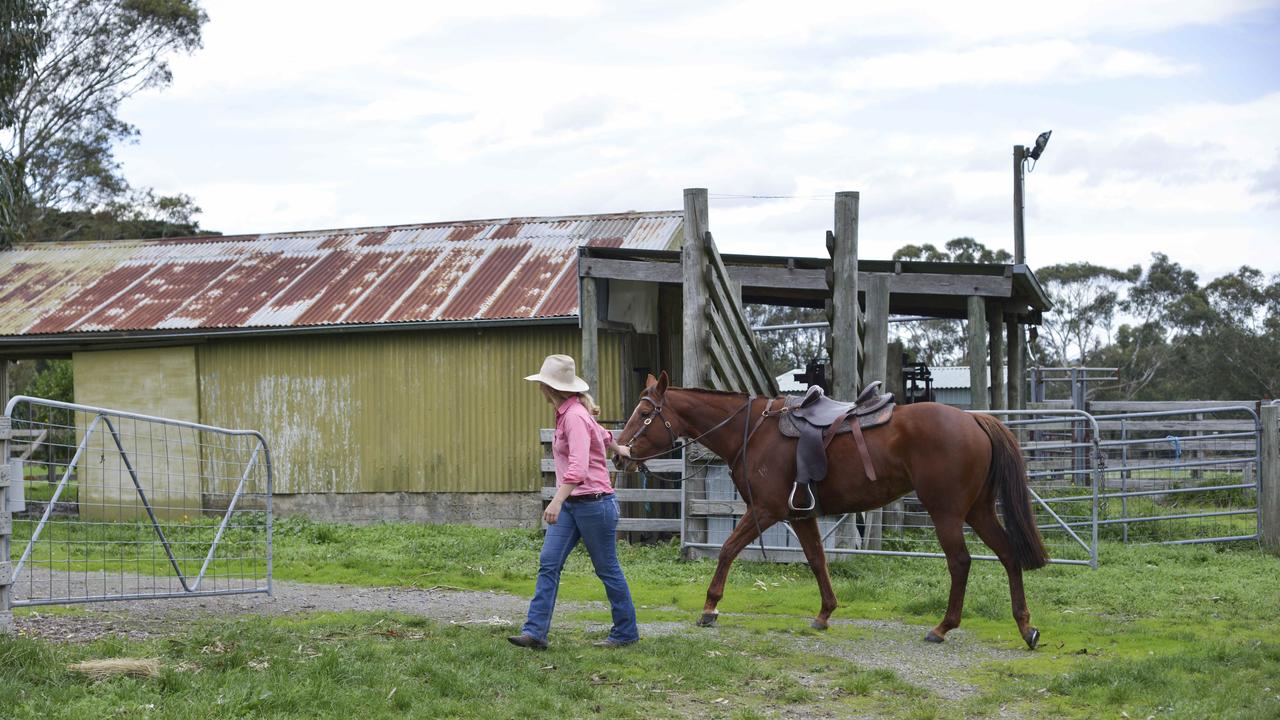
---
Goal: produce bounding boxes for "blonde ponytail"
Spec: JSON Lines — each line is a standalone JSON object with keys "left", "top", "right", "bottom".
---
{"left": 579, "top": 392, "right": 601, "bottom": 416}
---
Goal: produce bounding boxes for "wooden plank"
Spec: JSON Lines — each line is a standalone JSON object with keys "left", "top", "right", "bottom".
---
{"left": 689, "top": 499, "right": 748, "bottom": 516}
{"left": 540, "top": 487, "right": 683, "bottom": 502}
{"left": 704, "top": 310, "right": 754, "bottom": 393}
{"left": 704, "top": 268, "right": 766, "bottom": 394}
{"left": 0, "top": 415, "right": 9, "bottom": 441}
{"left": 682, "top": 188, "right": 710, "bottom": 388}
{"left": 581, "top": 257, "right": 681, "bottom": 283}
{"left": 704, "top": 233, "right": 778, "bottom": 395}
{"left": 967, "top": 296, "right": 989, "bottom": 410}
{"left": 831, "top": 192, "right": 860, "bottom": 401}
{"left": 538, "top": 458, "right": 684, "bottom": 473}
{"left": 542, "top": 517, "right": 680, "bottom": 532}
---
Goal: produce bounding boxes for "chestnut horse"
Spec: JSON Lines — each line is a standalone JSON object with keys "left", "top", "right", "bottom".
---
{"left": 616, "top": 372, "right": 1049, "bottom": 649}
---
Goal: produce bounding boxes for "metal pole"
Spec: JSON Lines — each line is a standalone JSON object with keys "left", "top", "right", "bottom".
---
{"left": 1, "top": 414, "right": 12, "bottom": 633}
{"left": 1013, "top": 145, "right": 1026, "bottom": 265}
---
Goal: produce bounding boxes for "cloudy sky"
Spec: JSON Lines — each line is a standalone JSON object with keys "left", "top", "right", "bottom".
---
{"left": 116, "top": 1, "right": 1280, "bottom": 279}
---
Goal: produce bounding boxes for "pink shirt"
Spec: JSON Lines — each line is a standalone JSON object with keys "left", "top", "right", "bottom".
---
{"left": 552, "top": 396, "right": 614, "bottom": 496}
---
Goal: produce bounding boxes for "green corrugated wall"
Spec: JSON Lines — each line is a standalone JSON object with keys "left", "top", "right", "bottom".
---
{"left": 196, "top": 326, "right": 624, "bottom": 494}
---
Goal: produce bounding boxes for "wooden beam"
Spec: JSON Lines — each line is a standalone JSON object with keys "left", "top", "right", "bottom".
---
{"left": 1007, "top": 320, "right": 1025, "bottom": 410}
{"left": 988, "top": 302, "right": 1006, "bottom": 411}
{"left": 967, "top": 296, "right": 989, "bottom": 410}
{"left": 831, "top": 192, "right": 861, "bottom": 401}
{"left": 580, "top": 276, "right": 600, "bottom": 396}
{"left": 580, "top": 257, "right": 1015, "bottom": 298}
{"left": 682, "top": 189, "right": 710, "bottom": 388}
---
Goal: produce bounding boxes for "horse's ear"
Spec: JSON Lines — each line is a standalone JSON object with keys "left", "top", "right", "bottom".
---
{"left": 656, "top": 370, "right": 669, "bottom": 395}
{"left": 645, "top": 373, "right": 658, "bottom": 388}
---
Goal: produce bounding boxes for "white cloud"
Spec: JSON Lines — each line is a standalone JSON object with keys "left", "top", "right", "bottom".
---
{"left": 107, "top": 0, "right": 1279, "bottom": 282}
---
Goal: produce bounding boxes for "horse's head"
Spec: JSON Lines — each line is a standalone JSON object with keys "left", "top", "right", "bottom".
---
{"left": 615, "top": 371, "right": 682, "bottom": 471}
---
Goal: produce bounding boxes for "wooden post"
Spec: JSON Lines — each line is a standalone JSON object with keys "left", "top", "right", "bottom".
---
{"left": 882, "top": 340, "right": 905, "bottom": 536}
{"left": 988, "top": 305, "right": 1006, "bottom": 410}
{"left": 1014, "top": 145, "right": 1026, "bottom": 265}
{"left": 1007, "top": 320, "right": 1025, "bottom": 410}
{"left": 580, "top": 276, "right": 600, "bottom": 396}
{"left": 861, "top": 275, "right": 890, "bottom": 549}
{"left": 0, "top": 359, "right": 9, "bottom": 411}
{"left": 1262, "top": 404, "right": 1280, "bottom": 554}
{"left": 831, "top": 191, "right": 861, "bottom": 401}
{"left": 682, "top": 188, "right": 709, "bottom": 388}
{"left": 967, "top": 296, "right": 989, "bottom": 410}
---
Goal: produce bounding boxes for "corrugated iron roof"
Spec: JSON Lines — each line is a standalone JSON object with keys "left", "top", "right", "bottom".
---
{"left": 0, "top": 211, "right": 683, "bottom": 338}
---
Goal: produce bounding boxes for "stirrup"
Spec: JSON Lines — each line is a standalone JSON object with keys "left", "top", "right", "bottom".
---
{"left": 789, "top": 482, "right": 816, "bottom": 512}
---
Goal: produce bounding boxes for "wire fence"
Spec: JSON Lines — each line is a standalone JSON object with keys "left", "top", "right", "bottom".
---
{"left": 2, "top": 396, "right": 272, "bottom": 607}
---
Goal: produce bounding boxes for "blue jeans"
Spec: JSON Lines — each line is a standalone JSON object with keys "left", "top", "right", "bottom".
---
{"left": 521, "top": 495, "right": 639, "bottom": 644}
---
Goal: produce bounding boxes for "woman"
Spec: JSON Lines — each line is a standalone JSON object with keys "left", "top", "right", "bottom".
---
{"left": 507, "top": 354, "right": 640, "bottom": 650}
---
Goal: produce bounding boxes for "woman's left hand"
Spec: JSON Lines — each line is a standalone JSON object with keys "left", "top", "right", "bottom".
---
{"left": 544, "top": 501, "right": 563, "bottom": 525}
{"left": 613, "top": 444, "right": 632, "bottom": 459}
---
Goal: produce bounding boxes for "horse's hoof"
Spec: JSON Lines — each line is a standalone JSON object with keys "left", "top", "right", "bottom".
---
{"left": 1023, "top": 627, "right": 1040, "bottom": 650}
{"left": 810, "top": 619, "right": 829, "bottom": 631}
{"left": 924, "top": 631, "right": 945, "bottom": 644}
{"left": 696, "top": 613, "right": 718, "bottom": 628}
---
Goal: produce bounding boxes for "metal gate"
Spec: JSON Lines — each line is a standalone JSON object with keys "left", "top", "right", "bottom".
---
{"left": 1, "top": 396, "right": 272, "bottom": 613}
{"left": 1092, "top": 405, "right": 1260, "bottom": 545}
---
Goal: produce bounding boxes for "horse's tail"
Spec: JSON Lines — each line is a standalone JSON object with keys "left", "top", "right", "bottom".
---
{"left": 973, "top": 413, "right": 1049, "bottom": 570}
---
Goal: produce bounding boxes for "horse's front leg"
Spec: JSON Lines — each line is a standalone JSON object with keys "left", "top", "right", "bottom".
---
{"left": 789, "top": 516, "right": 838, "bottom": 629}
{"left": 698, "top": 507, "right": 775, "bottom": 627}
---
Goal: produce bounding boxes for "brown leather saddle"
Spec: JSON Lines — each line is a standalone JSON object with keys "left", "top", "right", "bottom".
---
{"left": 778, "top": 382, "right": 895, "bottom": 512}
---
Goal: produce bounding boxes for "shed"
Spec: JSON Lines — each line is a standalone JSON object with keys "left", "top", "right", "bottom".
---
{"left": 0, "top": 211, "right": 682, "bottom": 525}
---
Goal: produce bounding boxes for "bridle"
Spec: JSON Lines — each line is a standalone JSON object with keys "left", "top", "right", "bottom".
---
{"left": 619, "top": 391, "right": 780, "bottom": 559}
{"left": 621, "top": 394, "right": 755, "bottom": 466}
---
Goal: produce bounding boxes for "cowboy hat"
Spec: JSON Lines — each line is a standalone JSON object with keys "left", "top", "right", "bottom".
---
{"left": 525, "top": 354, "right": 590, "bottom": 393}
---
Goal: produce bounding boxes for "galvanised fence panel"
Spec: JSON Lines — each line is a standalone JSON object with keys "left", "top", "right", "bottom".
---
{"left": 682, "top": 410, "right": 1101, "bottom": 567}
{"left": 2, "top": 396, "right": 272, "bottom": 608}
{"left": 1092, "top": 405, "right": 1260, "bottom": 545}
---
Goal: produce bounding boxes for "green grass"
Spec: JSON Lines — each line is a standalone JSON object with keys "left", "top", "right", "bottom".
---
{"left": 8, "top": 519, "right": 1280, "bottom": 718}
{"left": 0, "top": 612, "right": 941, "bottom": 720}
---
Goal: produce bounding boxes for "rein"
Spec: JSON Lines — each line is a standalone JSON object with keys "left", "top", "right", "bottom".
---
{"left": 623, "top": 395, "right": 755, "bottom": 464}
{"left": 623, "top": 392, "right": 787, "bottom": 560}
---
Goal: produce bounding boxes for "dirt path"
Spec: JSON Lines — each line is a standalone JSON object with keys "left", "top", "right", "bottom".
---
{"left": 12, "top": 571, "right": 1023, "bottom": 703}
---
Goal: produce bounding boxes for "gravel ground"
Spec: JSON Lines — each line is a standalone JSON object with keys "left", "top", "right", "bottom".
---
{"left": 10, "top": 569, "right": 1020, "bottom": 704}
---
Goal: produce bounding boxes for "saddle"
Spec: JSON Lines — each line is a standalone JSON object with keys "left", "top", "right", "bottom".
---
{"left": 778, "top": 382, "right": 896, "bottom": 512}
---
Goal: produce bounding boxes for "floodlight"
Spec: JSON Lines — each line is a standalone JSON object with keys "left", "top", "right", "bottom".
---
{"left": 1027, "top": 130, "right": 1052, "bottom": 160}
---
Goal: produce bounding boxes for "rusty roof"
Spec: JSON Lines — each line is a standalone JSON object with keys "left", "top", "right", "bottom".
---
{"left": 0, "top": 211, "right": 683, "bottom": 338}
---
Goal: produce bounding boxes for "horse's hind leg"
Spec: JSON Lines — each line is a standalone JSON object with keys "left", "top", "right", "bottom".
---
{"left": 698, "top": 507, "right": 775, "bottom": 627}
{"left": 967, "top": 503, "right": 1039, "bottom": 649}
{"left": 925, "top": 516, "right": 971, "bottom": 644}
{"left": 789, "top": 516, "right": 838, "bottom": 630}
